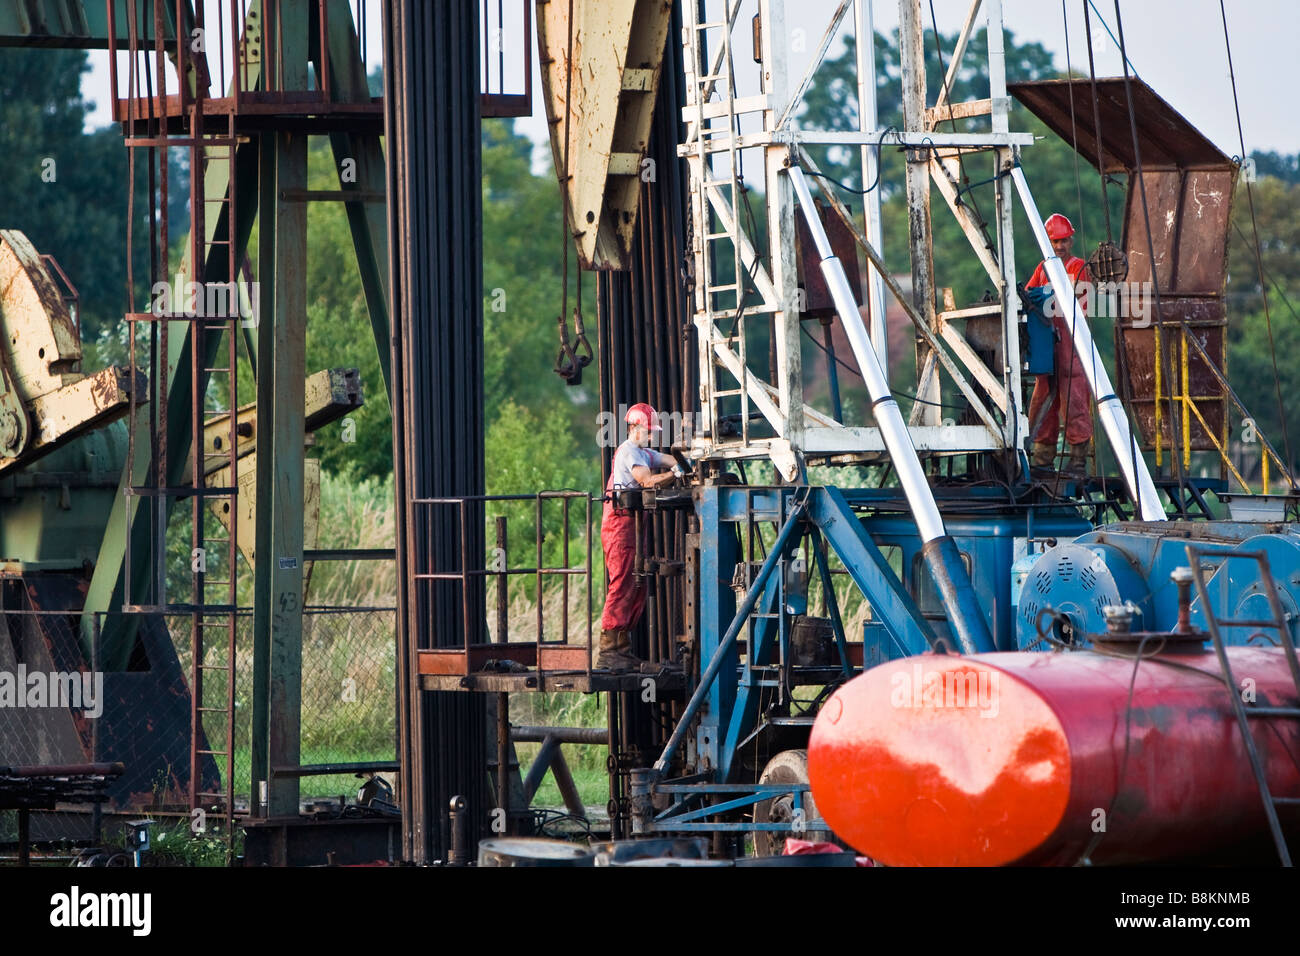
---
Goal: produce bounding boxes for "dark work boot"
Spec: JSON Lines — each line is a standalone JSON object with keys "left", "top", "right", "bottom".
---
{"left": 596, "top": 629, "right": 643, "bottom": 672}
{"left": 1030, "top": 441, "right": 1057, "bottom": 478}
{"left": 1066, "top": 441, "right": 1091, "bottom": 477}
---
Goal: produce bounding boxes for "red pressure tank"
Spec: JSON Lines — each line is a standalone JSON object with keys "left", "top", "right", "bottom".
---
{"left": 807, "top": 648, "right": 1300, "bottom": 866}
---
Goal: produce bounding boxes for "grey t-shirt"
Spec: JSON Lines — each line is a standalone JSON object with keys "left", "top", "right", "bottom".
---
{"left": 610, "top": 439, "right": 673, "bottom": 490}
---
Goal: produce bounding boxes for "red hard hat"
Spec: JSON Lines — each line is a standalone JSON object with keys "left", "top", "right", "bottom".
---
{"left": 626, "top": 402, "right": 661, "bottom": 431}
{"left": 1045, "top": 213, "right": 1074, "bottom": 240}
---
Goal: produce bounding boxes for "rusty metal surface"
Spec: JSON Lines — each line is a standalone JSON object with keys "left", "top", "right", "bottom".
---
{"left": 536, "top": 0, "right": 673, "bottom": 269}
{"left": 1012, "top": 76, "right": 1234, "bottom": 455}
{"left": 0, "top": 230, "right": 81, "bottom": 394}
{"left": 797, "top": 199, "right": 864, "bottom": 320}
{"left": 1, "top": 575, "right": 217, "bottom": 811}
{"left": 0, "top": 365, "right": 144, "bottom": 476}
{"left": 1123, "top": 169, "right": 1235, "bottom": 294}
{"left": 241, "top": 815, "right": 400, "bottom": 866}
{"left": 1008, "top": 78, "right": 1232, "bottom": 173}
{"left": 1119, "top": 306, "right": 1226, "bottom": 449}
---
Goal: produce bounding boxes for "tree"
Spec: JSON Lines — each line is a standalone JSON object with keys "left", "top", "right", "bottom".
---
{"left": 797, "top": 27, "right": 1122, "bottom": 416}
{"left": 1225, "top": 173, "right": 1300, "bottom": 471}
{"left": 1251, "top": 151, "right": 1300, "bottom": 187}
{"left": 0, "top": 48, "right": 187, "bottom": 347}
{"left": 480, "top": 118, "right": 598, "bottom": 462}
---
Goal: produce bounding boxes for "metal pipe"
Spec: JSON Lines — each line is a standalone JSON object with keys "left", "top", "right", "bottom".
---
{"left": 919, "top": 536, "right": 994, "bottom": 655}
{"left": 788, "top": 165, "right": 944, "bottom": 544}
{"left": 496, "top": 691, "right": 510, "bottom": 834}
{"left": 654, "top": 493, "right": 808, "bottom": 773}
{"left": 448, "top": 795, "right": 470, "bottom": 866}
{"left": 522, "top": 735, "right": 561, "bottom": 803}
{"left": 550, "top": 748, "right": 587, "bottom": 820}
{"left": 511, "top": 725, "right": 608, "bottom": 745}
{"left": 1010, "top": 166, "right": 1165, "bottom": 522}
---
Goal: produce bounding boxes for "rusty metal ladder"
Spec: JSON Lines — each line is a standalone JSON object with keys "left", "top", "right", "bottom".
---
{"left": 187, "top": 100, "right": 242, "bottom": 829}
{"left": 1187, "top": 546, "right": 1300, "bottom": 866}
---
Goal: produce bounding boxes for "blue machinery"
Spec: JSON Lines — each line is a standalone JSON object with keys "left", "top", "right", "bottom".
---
{"left": 624, "top": 481, "right": 1300, "bottom": 843}
{"left": 629, "top": 482, "right": 1091, "bottom": 838}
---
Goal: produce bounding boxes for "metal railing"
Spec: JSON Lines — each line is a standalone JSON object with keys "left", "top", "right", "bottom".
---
{"left": 408, "top": 491, "right": 597, "bottom": 674}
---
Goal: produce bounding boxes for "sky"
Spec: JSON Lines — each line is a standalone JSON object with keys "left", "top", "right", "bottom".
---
{"left": 80, "top": 0, "right": 1296, "bottom": 164}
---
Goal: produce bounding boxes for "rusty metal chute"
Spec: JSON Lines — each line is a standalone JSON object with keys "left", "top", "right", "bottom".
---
{"left": 1010, "top": 77, "right": 1236, "bottom": 461}
{"left": 536, "top": 0, "right": 673, "bottom": 270}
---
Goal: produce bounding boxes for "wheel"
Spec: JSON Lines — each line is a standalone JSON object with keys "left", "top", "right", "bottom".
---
{"left": 751, "top": 749, "right": 831, "bottom": 857}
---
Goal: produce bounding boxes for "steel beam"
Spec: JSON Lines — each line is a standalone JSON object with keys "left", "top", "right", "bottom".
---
{"left": 855, "top": 0, "right": 888, "bottom": 360}
{"left": 760, "top": 0, "right": 804, "bottom": 462}
{"left": 251, "top": 2, "right": 310, "bottom": 819}
{"left": 807, "top": 487, "right": 934, "bottom": 656}
{"left": 899, "top": 0, "right": 939, "bottom": 425}
{"left": 0, "top": 0, "right": 170, "bottom": 47}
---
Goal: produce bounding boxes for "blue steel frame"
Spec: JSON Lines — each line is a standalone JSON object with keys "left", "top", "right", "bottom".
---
{"left": 650, "top": 783, "right": 816, "bottom": 833}
{"left": 638, "top": 483, "right": 1092, "bottom": 836}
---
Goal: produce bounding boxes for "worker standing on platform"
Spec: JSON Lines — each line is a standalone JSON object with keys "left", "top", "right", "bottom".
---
{"left": 1027, "top": 213, "right": 1094, "bottom": 477}
{"left": 598, "top": 403, "right": 682, "bottom": 672}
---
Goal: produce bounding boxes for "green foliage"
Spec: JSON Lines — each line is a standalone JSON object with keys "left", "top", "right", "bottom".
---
{"left": 308, "top": 471, "right": 396, "bottom": 605}
{"left": 150, "top": 819, "right": 240, "bottom": 867}
{"left": 0, "top": 48, "right": 188, "bottom": 344}
{"left": 482, "top": 119, "right": 599, "bottom": 445}
{"left": 1225, "top": 174, "right": 1300, "bottom": 470}
{"left": 299, "top": 139, "right": 394, "bottom": 482}
{"left": 485, "top": 398, "right": 599, "bottom": 579}
{"left": 1252, "top": 151, "right": 1300, "bottom": 186}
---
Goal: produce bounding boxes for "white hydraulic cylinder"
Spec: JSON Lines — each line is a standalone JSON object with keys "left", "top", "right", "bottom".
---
{"left": 1010, "top": 166, "right": 1166, "bottom": 522}
{"left": 788, "top": 165, "right": 946, "bottom": 543}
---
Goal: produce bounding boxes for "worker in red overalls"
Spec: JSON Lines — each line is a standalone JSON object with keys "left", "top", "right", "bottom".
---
{"left": 1027, "top": 213, "right": 1094, "bottom": 476}
{"left": 597, "top": 403, "right": 682, "bottom": 672}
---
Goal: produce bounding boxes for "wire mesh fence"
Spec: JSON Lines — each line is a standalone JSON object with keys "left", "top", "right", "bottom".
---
{"left": 0, "top": 600, "right": 396, "bottom": 831}
{"left": 169, "top": 605, "right": 398, "bottom": 812}
{"left": 1, "top": 488, "right": 618, "bottom": 849}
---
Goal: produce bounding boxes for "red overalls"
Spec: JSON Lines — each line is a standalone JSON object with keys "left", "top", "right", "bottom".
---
{"left": 1026, "top": 256, "right": 1094, "bottom": 446}
{"left": 600, "top": 474, "right": 645, "bottom": 632}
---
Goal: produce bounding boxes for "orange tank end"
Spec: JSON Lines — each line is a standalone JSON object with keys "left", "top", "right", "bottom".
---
{"left": 807, "top": 654, "right": 1071, "bottom": 866}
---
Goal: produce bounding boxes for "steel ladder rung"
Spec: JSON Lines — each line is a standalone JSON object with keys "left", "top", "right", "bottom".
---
{"left": 1190, "top": 546, "right": 1298, "bottom": 866}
